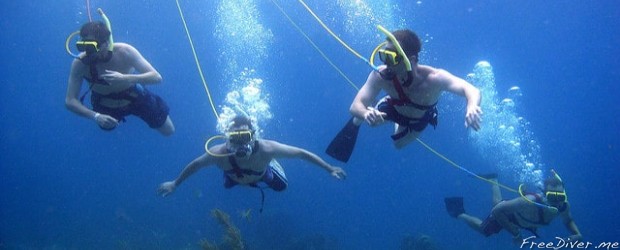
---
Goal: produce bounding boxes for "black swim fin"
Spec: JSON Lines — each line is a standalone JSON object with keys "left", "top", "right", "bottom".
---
{"left": 326, "top": 117, "right": 360, "bottom": 163}
{"left": 444, "top": 197, "right": 466, "bottom": 218}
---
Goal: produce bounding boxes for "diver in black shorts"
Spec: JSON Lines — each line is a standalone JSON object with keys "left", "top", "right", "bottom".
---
{"left": 445, "top": 171, "right": 582, "bottom": 245}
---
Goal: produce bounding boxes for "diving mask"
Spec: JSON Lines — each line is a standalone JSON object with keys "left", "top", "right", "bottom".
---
{"left": 378, "top": 48, "right": 402, "bottom": 66}
{"left": 76, "top": 40, "right": 100, "bottom": 53}
{"left": 226, "top": 130, "right": 255, "bottom": 158}
{"left": 546, "top": 191, "right": 567, "bottom": 203}
{"left": 227, "top": 130, "right": 254, "bottom": 145}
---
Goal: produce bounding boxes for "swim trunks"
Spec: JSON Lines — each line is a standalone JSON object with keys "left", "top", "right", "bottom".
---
{"left": 91, "top": 84, "right": 169, "bottom": 130}
{"left": 224, "top": 159, "right": 289, "bottom": 191}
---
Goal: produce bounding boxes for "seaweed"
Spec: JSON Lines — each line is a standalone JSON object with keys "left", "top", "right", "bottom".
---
{"left": 400, "top": 234, "right": 439, "bottom": 250}
{"left": 199, "top": 208, "right": 245, "bottom": 250}
{"left": 199, "top": 238, "right": 219, "bottom": 250}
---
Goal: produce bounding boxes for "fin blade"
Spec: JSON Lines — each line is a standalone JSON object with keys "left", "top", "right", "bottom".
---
{"left": 326, "top": 118, "right": 360, "bottom": 163}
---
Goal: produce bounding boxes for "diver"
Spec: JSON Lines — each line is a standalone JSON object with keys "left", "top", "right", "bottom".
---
{"left": 65, "top": 9, "right": 175, "bottom": 135}
{"left": 326, "top": 29, "right": 482, "bottom": 162}
{"left": 157, "top": 115, "right": 346, "bottom": 201}
{"left": 444, "top": 171, "right": 582, "bottom": 245}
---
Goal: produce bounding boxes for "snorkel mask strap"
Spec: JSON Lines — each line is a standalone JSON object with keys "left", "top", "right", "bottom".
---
{"left": 377, "top": 25, "right": 414, "bottom": 87}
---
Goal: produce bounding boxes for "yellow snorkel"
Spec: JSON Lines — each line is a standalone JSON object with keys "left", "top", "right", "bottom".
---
{"left": 518, "top": 183, "right": 558, "bottom": 212}
{"left": 97, "top": 8, "right": 114, "bottom": 52}
{"left": 369, "top": 41, "right": 387, "bottom": 70}
{"left": 65, "top": 31, "right": 82, "bottom": 58}
{"left": 375, "top": 25, "right": 415, "bottom": 87}
{"left": 550, "top": 169, "right": 563, "bottom": 183}
{"left": 204, "top": 129, "right": 256, "bottom": 158}
{"left": 376, "top": 25, "right": 412, "bottom": 72}
{"left": 204, "top": 135, "right": 235, "bottom": 157}
{"left": 65, "top": 8, "right": 114, "bottom": 58}
{"left": 548, "top": 169, "right": 568, "bottom": 200}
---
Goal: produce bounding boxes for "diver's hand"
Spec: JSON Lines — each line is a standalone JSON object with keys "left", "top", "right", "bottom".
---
{"left": 94, "top": 112, "right": 119, "bottom": 129}
{"left": 465, "top": 105, "right": 482, "bottom": 131}
{"left": 329, "top": 167, "right": 347, "bottom": 180}
{"left": 157, "top": 181, "right": 176, "bottom": 197}
{"left": 100, "top": 70, "right": 126, "bottom": 83}
{"left": 364, "top": 107, "right": 387, "bottom": 126}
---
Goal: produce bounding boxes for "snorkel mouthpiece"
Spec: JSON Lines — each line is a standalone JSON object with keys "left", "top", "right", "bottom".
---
{"left": 231, "top": 144, "right": 253, "bottom": 158}
{"left": 225, "top": 130, "right": 254, "bottom": 158}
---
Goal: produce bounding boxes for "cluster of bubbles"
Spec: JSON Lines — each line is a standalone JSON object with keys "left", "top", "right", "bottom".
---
{"left": 417, "top": 33, "right": 435, "bottom": 64}
{"left": 215, "top": 0, "right": 273, "bottom": 76}
{"left": 467, "top": 61, "right": 543, "bottom": 183}
{"left": 217, "top": 68, "right": 272, "bottom": 138}
{"left": 214, "top": 0, "right": 273, "bottom": 137}
{"left": 336, "top": 0, "right": 406, "bottom": 46}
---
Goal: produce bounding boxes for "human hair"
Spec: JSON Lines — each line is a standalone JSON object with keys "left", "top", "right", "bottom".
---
{"left": 80, "top": 21, "right": 110, "bottom": 44}
{"left": 229, "top": 115, "right": 254, "bottom": 131}
{"left": 391, "top": 29, "right": 421, "bottom": 60}
{"left": 544, "top": 177, "right": 564, "bottom": 190}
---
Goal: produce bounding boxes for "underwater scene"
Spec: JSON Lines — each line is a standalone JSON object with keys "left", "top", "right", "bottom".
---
{"left": 1, "top": 0, "right": 618, "bottom": 249}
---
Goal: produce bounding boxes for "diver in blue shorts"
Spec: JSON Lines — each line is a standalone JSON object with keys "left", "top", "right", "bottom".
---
{"left": 65, "top": 18, "right": 175, "bottom": 135}
{"left": 158, "top": 116, "right": 346, "bottom": 200}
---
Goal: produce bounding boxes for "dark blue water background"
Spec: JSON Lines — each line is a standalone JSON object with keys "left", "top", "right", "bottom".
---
{"left": 1, "top": 1, "right": 618, "bottom": 249}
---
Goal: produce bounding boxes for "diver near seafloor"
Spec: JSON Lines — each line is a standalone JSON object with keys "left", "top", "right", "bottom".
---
{"left": 158, "top": 115, "right": 346, "bottom": 210}
{"left": 444, "top": 170, "right": 582, "bottom": 245}
{"left": 326, "top": 28, "right": 482, "bottom": 162}
{"left": 65, "top": 9, "right": 175, "bottom": 135}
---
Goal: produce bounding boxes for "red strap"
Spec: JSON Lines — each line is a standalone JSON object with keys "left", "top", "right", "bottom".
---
{"left": 392, "top": 78, "right": 412, "bottom": 105}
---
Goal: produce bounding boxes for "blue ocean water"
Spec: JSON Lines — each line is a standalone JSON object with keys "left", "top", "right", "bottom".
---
{"left": 1, "top": 1, "right": 618, "bottom": 249}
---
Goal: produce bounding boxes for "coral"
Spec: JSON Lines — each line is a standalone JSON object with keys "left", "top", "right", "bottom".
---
{"left": 284, "top": 233, "right": 340, "bottom": 250}
{"left": 400, "top": 234, "right": 439, "bottom": 250}
{"left": 239, "top": 208, "right": 252, "bottom": 223}
{"left": 199, "top": 238, "right": 219, "bottom": 250}
{"left": 211, "top": 208, "right": 245, "bottom": 250}
{"left": 212, "top": 209, "right": 231, "bottom": 227}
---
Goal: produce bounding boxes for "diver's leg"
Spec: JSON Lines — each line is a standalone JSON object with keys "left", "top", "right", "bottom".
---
{"left": 446, "top": 197, "right": 485, "bottom": 234}
{"left": 156, "top": 116, "right": 175, "bottom": 136}
{"left": 135, "top": 90, "right": 175, "bottom": 136}
{"left": 490, "top": 176, "right": 502, "bottom": 206}
{"left": 458, "top": 214, "right": 484, "bottom": 234}
{"left": 393, "top": 124, "right": 420, "bottom": 149}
